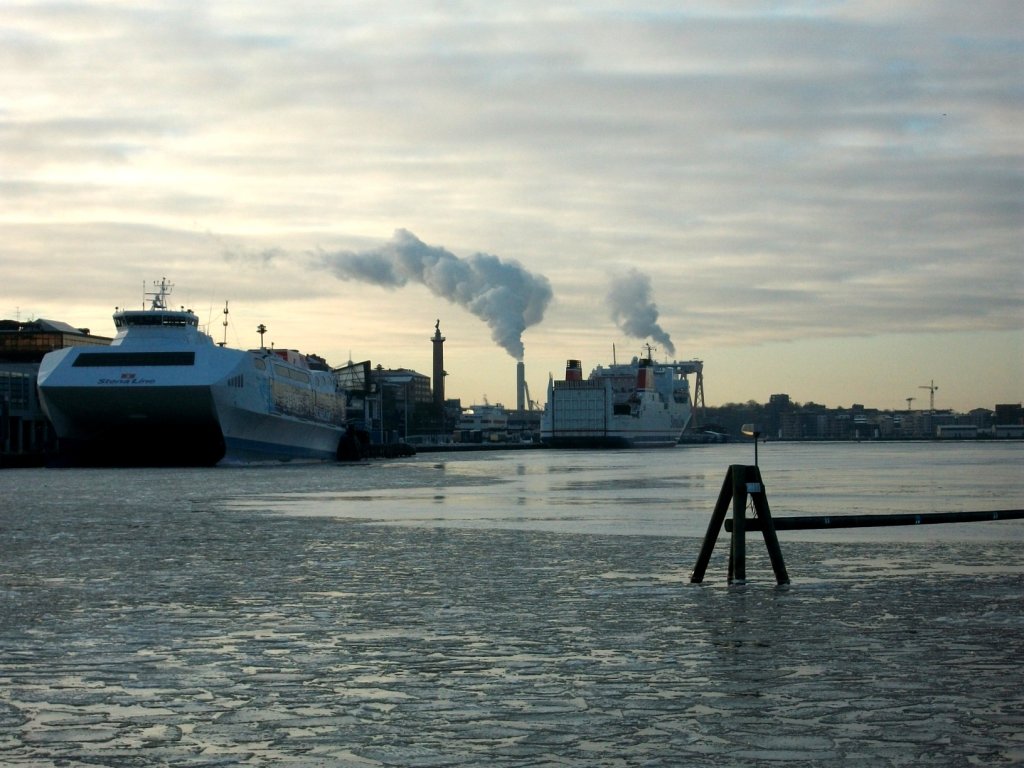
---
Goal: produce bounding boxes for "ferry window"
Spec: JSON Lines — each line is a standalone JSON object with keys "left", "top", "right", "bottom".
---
{"left": 120, "top": 314, "right": 195, "bottom": 327}
{"left": 73, "top": 352, "right": 196, "bottom": 367}
{"left": 273, "top": 364, "right": 311, "bottom": 384}
{"left": 253, "top": 358, "right": 266, "bottom": 370}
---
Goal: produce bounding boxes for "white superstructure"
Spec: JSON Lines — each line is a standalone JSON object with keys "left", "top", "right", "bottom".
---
{"left": 540, "top": 352, "right": 695, "bottom": 448}
{"left": 37, "top": 279, "right": 347, "bottom": 466}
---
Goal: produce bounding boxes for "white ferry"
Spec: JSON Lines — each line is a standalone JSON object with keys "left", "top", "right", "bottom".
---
{"left": 37, "top": 279, "right": 348, "bottom": 466}
{"left": 540, "top": 350, "right": 696, "bottom": 448}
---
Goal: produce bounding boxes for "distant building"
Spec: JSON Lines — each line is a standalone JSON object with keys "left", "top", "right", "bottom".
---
{"left": 766, "top": 393, "right": 793, "bottom": 437}
{"left": 506, "top": 406, "right": 543, "bottom": 441}
{"left": 967, "top": 408, "right": 994, "bottom": 429}
{"left": 369, "top": 366, "right": 432, "bottom": 441}
{"left": 0, "top": 318, "right": 110, "bottom": 361}
{"left": 0, "top": 319, "right": 112, "bottom": 464}
{"left": 994, "top": 403, "right": 1023, "bottom": 426}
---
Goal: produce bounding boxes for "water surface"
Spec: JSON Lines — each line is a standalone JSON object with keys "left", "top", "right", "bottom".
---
{"left": 1, "top": 442, "right": 1022, "bottom": 766}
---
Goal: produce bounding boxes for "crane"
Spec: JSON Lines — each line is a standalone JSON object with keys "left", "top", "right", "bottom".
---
{"left": 919, "top": 380, "right": 938, "bottom": 413}
{"left": 522, "top": 379, "right": 540, "bottom": 410}
{"left": 905, "top": 396, "right": 915, "bottom": 411}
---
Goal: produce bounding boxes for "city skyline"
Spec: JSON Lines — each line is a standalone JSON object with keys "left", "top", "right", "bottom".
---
{"left": 3, "top": 2, "right": 1021, "bottom": 412}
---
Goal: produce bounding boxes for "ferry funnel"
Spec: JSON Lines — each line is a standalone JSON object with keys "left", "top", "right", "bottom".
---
{"left": 636, "top": 358, "right": 653, "bottom": 390}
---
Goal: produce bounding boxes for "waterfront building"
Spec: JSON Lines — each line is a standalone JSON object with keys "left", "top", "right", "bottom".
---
{"left": 369, "top": 366, "right": 432, "bottom": 442}
{"left": 0, "top": 319, "right": 111, "bottom": 464}
{"left": 937, "top": 425, "right": 979, "bottom": 439}
{"left": 994, "top": 403, "right": 1023, "bottom": 425}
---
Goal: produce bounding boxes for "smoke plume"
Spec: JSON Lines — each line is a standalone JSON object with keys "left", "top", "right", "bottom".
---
{"left": 319, "top": 229, "right": 552, "bottom": 360}
{"left": 607, "top": 268, "right": 676, "bottom": 356}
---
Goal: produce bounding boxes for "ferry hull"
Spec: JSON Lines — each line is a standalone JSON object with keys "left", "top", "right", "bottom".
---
{"left": 41, "top": 380, "right": 346, "bottom": 467}
{"left": 216, "top": 401, "right": 345, "bottom": 464}
{"left": 40, "top": 384, "right": 227, "bottom": 466}
{"left": 543, "top": 433, "right": 680, "bottom": 449}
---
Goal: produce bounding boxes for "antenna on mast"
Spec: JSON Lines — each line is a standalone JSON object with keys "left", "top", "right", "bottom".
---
{"left": 219, "top": 301, "right": 229, "bottom": 347}
{"left": 145, "top": 277, "right": 173, "bottom": 310}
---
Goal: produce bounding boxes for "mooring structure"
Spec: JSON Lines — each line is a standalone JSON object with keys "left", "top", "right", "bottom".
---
{"left": 690, "top": 463, "right": 1024, "bottom": 585}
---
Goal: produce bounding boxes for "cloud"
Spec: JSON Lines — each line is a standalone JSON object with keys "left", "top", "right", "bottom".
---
{"left": 1, "top": 2, "right": 1020, "bottom": 408}
{"left": 220, "top": 244, "right": 285, "bottom": 267}
{"left": 318, "top": 229, "right": 553, "bottom": 360}
{"left": 607, "top": 269, "right": 676, "bottom": 356}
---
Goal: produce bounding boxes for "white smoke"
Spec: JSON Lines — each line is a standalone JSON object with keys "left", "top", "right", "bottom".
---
{"left": 319, "top": 229, "right": 553, "bottom": 360}
{"left": 607, "top": 268, "right": 676, "bottom": 356}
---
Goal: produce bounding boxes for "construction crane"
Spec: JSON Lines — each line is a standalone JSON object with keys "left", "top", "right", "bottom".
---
{"left": 919, "top": 380, "right": 938, "bottom": 413}
{"left": 522, "top": 379, "right": 540, "bottom": 410}
{"left": 905, "top": 396, "right": 915, "bottom": 411}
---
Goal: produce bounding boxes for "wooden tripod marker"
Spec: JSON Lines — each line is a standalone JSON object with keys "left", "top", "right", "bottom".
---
{"left": 690, "top": 464, "right": 790, "bottom": 586}
{"left": 690, "top": 466, "right": 1024, "bottom": 585}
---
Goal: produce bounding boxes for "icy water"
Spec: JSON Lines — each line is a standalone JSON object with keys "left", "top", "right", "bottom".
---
{"left": 1, "top": 442, "right": 1023, "bottom": 766}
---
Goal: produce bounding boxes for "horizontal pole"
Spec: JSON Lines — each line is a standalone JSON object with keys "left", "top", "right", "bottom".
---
{"left": 726, "top": 509, "right": 1024, "bottom": 532}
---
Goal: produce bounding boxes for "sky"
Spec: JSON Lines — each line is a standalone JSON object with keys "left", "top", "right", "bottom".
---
{"left": 3, "top": 1, "right": 1021, "bottom": 413}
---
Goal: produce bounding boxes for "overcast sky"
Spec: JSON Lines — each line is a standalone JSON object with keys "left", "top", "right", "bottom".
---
{"left": 3, "top": 1, "right": 1021, "bottom": 411}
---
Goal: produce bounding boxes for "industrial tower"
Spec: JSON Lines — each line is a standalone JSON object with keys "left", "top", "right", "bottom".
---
{"left": 431, "top": 320, "right": 446, "bottom": 408}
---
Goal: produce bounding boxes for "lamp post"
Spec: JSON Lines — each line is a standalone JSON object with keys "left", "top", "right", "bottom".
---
{"left": 741, "top": 423, "right": 762, "bottom": 467}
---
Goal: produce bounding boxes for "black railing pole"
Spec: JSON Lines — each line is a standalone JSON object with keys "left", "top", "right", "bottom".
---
{"left": 727, "top": 509, "right": 1024, "bottom": 532}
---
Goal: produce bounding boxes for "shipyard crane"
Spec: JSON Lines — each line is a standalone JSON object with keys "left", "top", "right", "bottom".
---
{"left": 522, "top": 379, "right": 541, "bottom": 410}
{"left": 919, "top": 380, "right": 938, "bottom": 413}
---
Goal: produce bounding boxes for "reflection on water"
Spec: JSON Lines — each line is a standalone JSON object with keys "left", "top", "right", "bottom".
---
{"left": 201, "top": 442, "right": 1024, "bottom": 542}
{"left": 4, "top": 442, "right": 1020, "bottom": 544}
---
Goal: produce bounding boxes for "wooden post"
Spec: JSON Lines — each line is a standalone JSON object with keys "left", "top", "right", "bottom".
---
{"left": 729, "top": 464, "right": 748, "bottom": 584}
{"left": 689, "top": 466, "right": 736, "bottom": 583}
{"left": 746, "top": 465, "right": 790, "bottom": 585}
{"left": 691, "top": 464, "right": 790, "bottom": 585}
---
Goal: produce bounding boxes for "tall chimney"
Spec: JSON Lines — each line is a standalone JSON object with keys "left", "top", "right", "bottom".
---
{"left": 516, "top": 361, "right": 525, "bottom": 411}
{"left": 431, "top": 320, "right": 445, "bottom": 407}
